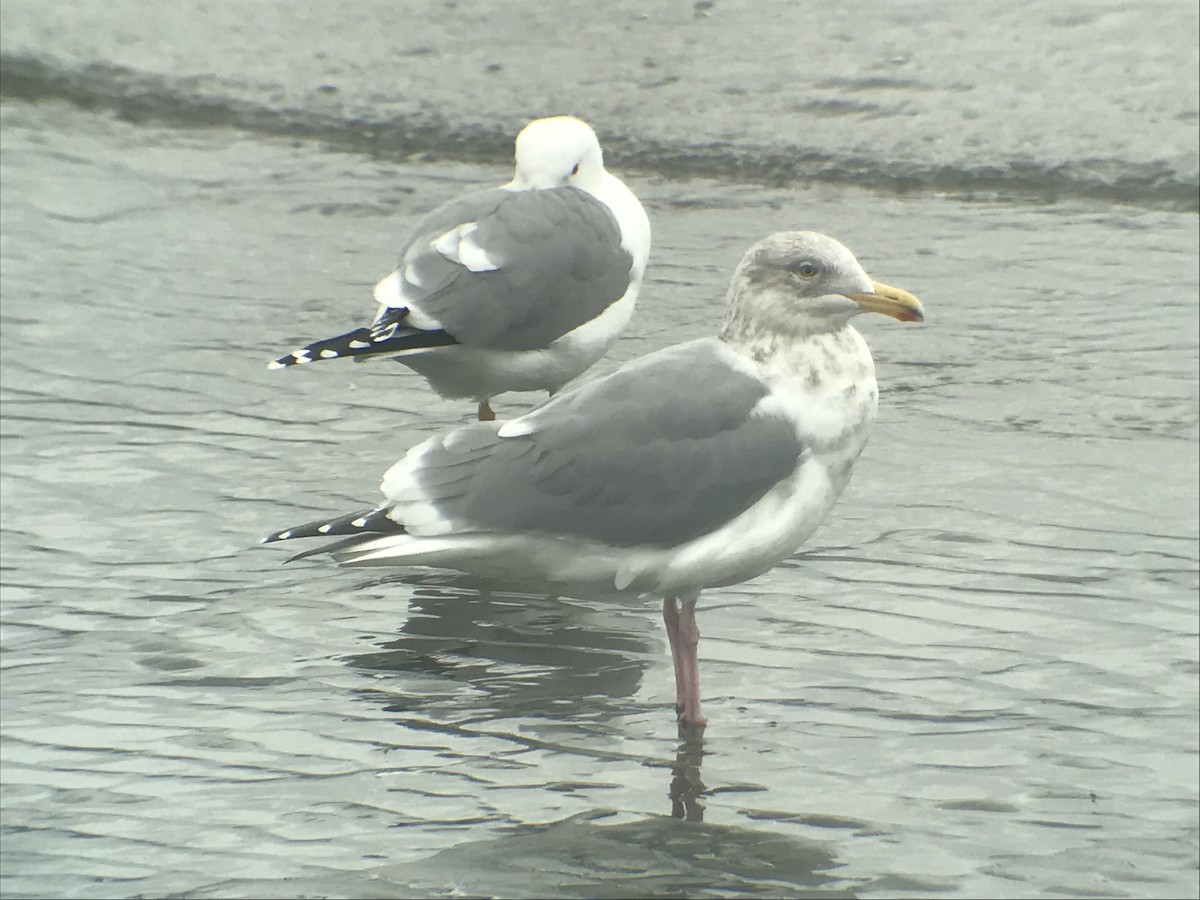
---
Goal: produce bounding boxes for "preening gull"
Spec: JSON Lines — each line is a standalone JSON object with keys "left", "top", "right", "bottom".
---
{"left": 269, "top": 115, "right": 651, "bottom": 421}
{"left": 263, "top": 231, "right": 924, "bottom": 726}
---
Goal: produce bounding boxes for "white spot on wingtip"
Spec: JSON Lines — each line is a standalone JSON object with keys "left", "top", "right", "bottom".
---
{"left": 267, "top": 360, "right": 286, "bottom": 370}
{"left": 277, "top": 530, "right": 293, "bottom": 540}
{"left": 349, "top": 340, "right": 370, "bottom": 349}
{"left": 318, "top": 524, "right": 333, "bottom": 533}
{"left": 351, "top": 517, "right": 368, "bottom": 528}
{"left": 319, "top": 349, "right": 340, "bottom": 359}
{"left": 373, "top": 323, "right": 399, "bottom": 342}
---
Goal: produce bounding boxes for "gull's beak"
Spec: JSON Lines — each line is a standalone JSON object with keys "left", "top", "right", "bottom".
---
{"left": 844, "top": 281, "right": 925, "bottom": 323}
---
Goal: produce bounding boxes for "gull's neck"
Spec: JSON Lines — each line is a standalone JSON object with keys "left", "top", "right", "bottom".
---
{"left": 718, "top": 278, "right": 857, "bottom": 345}
{"left": 584, "top": 171, "right": 652, "bottom": 280}
{"left": 719, "top": 285, "right": 879, "bottom": 463}
{"left": 501, "top": 169, "right": 650, "bottom": 280}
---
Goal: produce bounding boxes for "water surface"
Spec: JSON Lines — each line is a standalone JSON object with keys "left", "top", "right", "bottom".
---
{"left": 1, "top": 2, "right": 1197, "bottom": 897}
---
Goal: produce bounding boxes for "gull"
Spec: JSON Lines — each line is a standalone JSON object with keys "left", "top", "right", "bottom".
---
{"left": 268, "top": 115, "right": 651, "bottom": 421}
{"left": 263, "top": 231, "right": 924, "bottom": 726}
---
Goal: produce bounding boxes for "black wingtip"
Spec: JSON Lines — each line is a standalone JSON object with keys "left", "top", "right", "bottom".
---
{"left": 267, "top": 326, "right": 378, "bottom": 369}
{"left": 267, "top": 309, "right": 459, "bottom": 370}
{"left": 279, "top": 533, "right": 386, "bottom": 563}
{"left": 262, "top": 506, "right": 406, "bottom": 548}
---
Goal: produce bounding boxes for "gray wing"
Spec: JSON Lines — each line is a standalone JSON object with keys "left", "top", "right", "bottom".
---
{"left": 389, "top": 186, "right": 633, "bottom": 350}
{"left": 395, "top": 339, "right": 804, "bottom": 548}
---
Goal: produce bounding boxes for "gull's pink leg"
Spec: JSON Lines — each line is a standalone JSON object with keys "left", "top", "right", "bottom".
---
{"left": 676, "top": 596, "right": 706, "bottom": 726}
{"left": 663, "top": 595, "right": 706, "bottom": 727}
{"left": 662, "top": 597, "right": 687, "bottom": 714}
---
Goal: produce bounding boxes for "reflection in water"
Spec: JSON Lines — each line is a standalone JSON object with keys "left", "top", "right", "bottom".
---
{"left": 393, "top": 809, "right": 850, "bottom": 898}
{"left": 342, "top": 572, "right": 720, "bottom": 824}
{"left": 343, "top": 572, "right": 654, "bottom": 724}
{"left": 3, "top": 80, "right": 1197, "bottom": 900}
{"left": 353, "top": 612, "right": 838, "bottom": 898}
{"left": 184, "top": 809, "right": 851, "bottom": 899}
{"left": 670, "top": 724, "right": 707, "bottom": 822}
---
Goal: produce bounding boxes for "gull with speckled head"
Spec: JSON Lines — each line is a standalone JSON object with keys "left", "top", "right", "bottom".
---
{"left": 264, "top": 232, "right": 924, "bottom": 727}
{"left": 268, "top": 115, "right": 651, "bottom": 421}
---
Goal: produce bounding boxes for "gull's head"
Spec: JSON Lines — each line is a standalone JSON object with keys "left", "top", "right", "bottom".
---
{"left": 721, "top": 231, "right": 924, "bottom": 339}
{"left": 511, "top": 116, "right": 606, "bottom": 191}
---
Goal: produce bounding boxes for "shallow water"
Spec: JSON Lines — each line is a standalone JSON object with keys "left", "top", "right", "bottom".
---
{"left": 2, "top": 2, "right": 1198, "bottom": 898}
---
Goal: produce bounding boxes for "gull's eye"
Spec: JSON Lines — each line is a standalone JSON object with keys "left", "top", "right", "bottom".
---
{"left": 788, "top": 259, "right": 820, "bottom": 279}
{"left": 570, "top": 163, "right": 580, "bottom": 176}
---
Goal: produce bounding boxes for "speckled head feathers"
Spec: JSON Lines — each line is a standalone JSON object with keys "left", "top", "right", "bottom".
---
{"left": 735, "top": 232, "right": 873, "bottom": 296}
{"left": 721, "top": 231, "right": 923, "bottom": 340}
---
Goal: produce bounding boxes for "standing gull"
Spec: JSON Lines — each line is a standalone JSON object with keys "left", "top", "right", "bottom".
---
{"left": 269, "top": 115, "right": 651, "bottom": 421}
{"left": 264, "top": 232, "right": 924, "bottom": 726}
